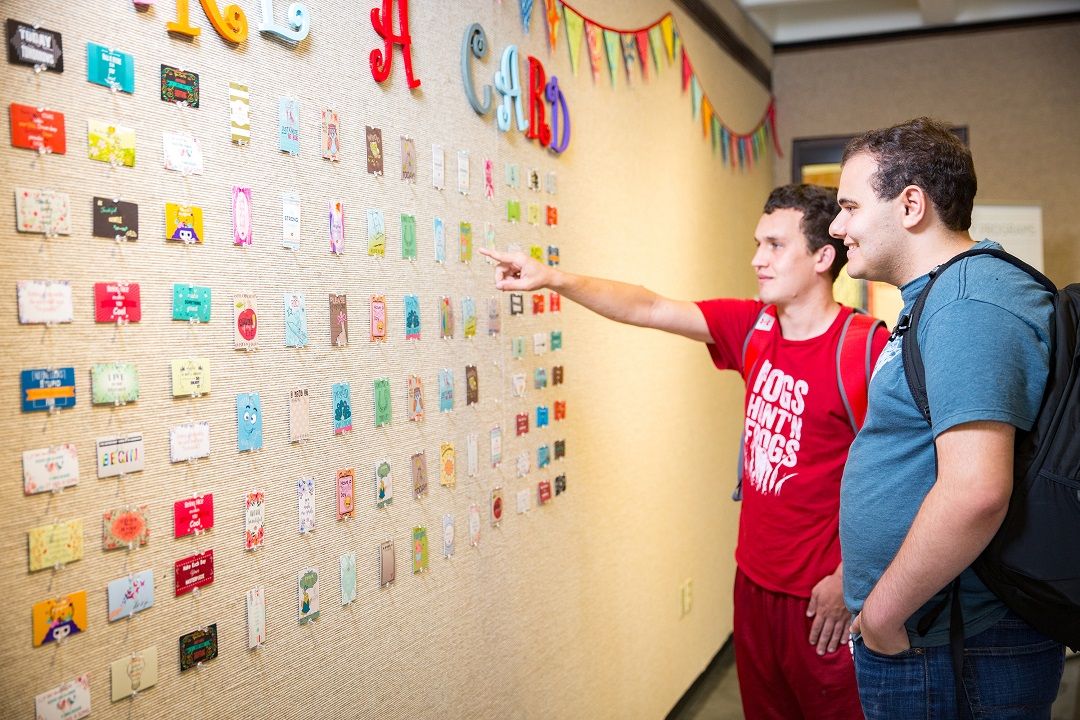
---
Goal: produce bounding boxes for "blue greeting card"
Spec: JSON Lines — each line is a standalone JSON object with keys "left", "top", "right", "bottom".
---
{"left": 236, "top": 393, "right": 263, "bottom": 451}
{"left": 284, "top": 292, "right": 308, "bottom": 347}
{"left": 433, "top": 217, "right": 446, "bottom": 263}
{"left": 279, "top": 97, "right": 300, "bottom": 153}
{"left": 538, "top": 445, "right": 551, "bottom": 469}
{"left": 404, "top": 294, "right": 421, "bottom": 340}
{"left": 537, "top": 406, "right": 550, "bottom": 428}
{"left": 438, "top": 369, "right": 454, "bottom": 412}
{"left": 107, "top": 569, "right": 154, "bottom": 622}
{"left": 333, "top": 382, "right": 352, "bottom": 434}
{"left": 21, "top": 367, "right": 76, "bottom": 412}
{"left": 86, "top": 42, "right": 134, "bottom": 93}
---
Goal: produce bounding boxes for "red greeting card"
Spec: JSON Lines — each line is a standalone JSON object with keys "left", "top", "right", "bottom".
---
{"left": 94, "top": 282, "right": 141, "bottom": 323}
{"left": 9, "top": 103, "right": 66, "bottom": 154}
{"left": 538, "top": 480, "right": 553, "bottom": 504}
{"left": 554, "top": 400, "right": 566, "bottom": 421}
{"left": 174, "top": 549, "right": 214, "bottom": 595}
{"left": 515, "top": 412, "right": 529, "bottom": 436}
{"left": 173, "top": 494, "right": 214, "bottom": 538}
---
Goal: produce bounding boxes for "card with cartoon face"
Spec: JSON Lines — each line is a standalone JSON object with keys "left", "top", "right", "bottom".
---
{"left": 412, "top": 527, "right": 429, "bottom": 573}
{"left": 298, "top": 568, "right": 320, "bottom": 624}
{"left": 236, "top": 393, "right": 263, "bottom": 451}
{"left": 439, "top": 442, "right": 456, "bottom": 488}
{"left": 32, "top": 590, "right": 87, "bottom": 646}
{"left": 411, "top": 451, "right": 428, "bottom": 498}
{"left": 407, "top": 375, "right": 424, "bottom": 421}
{"left": 337, "top": 469, "right": 355, "bottom": 519}
{"left": 375, "top": 459, "right": 393, "bottom": 508}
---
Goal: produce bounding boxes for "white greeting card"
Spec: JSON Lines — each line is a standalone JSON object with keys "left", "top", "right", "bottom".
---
{"left": 162, "top": 131, "right": 204, "bottom": 174}
{"left": 247, "top": 586, "right": 266, "bottom": 648}
{"left": 169, "top": 422, "right": 210, "bottom": 463}
{"left": 23, "top": 444, "right": 79, "bottom": 494}
{"left": 17, "top": 280, "right": 73, "bottom": 324}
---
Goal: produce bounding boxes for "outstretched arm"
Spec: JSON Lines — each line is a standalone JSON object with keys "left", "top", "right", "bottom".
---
{"left": 478, "top": 247, "right": 711, "bottom": 343}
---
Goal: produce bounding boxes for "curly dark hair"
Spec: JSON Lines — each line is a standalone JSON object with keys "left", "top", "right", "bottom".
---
{"left": 763, "top": 183, "right": 846, "bottom": 280}
{"left": 842, "top": 117, "right": 977, "bottom": 231}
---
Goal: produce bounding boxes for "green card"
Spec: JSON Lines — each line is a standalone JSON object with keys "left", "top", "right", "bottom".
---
{"left": 374, "top": 378, "right": 391, "bottom": 427}
{"left": 91, "top": 362, "right": 139, "bottom": 404}
{"left": 401, "top": 214, "right": 417, "bottom": 260}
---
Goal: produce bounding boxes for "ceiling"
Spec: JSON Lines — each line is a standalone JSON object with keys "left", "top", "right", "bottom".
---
{"left": 730, "top": 0, "right": 1080, "bottom": 46}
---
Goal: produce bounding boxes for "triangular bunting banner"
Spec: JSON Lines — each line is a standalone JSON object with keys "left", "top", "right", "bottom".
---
{"left": 660, "top": 15, "right": 675, "bottom": 62}
{"left": 621, "top": 33, "right": 638, "bottom": 82}
{"left": 635, "top": 30, "right": 650, "bottom": 80}
{"left": 690, "top": 75, "right": 702, "bottom": 119}
{"left": 647, "top": 25, "right": 663, "bottom": 73}
{"left": 519, "top": 0, "right": 534, "bottom": 34}
{"left": 701, "top": 96, "right": 712, "bottom": 138}
{"left": 681, "top": 49, "right": 692, "bottom": 91}
{"left": 603, "top": 29, "right": 621, "bottom": 87}
{"left": 563, "top": 6, "right": 584, "bottom": 76}
{"left": 544, "top": 0, "right": 561, "bottom": 50}
{"left": 584, "top": 21, "right": 604, "bottom": 84}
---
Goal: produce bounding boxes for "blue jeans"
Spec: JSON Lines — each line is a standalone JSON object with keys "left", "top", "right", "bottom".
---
{"left": 853, "top": 611, "right": 1063, "bottom": 719}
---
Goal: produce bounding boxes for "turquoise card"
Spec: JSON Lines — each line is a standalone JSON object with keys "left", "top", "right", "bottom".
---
{"left": 172, "top": 284, "right": 211, "bottom": 323}
{"left": 86, "top": 42, "right": 134, "bottom": 93}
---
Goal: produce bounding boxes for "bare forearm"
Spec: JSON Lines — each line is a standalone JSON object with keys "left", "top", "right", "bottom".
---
{"left": 551, "top": 270, "right": 664, "bottom": 327}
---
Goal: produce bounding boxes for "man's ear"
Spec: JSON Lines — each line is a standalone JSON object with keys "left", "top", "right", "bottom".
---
{"left": 816, "top": 243, "right": 836, "bottom": 275}
{"left": 899, "top": 185, "right": 928, "bottom": 229}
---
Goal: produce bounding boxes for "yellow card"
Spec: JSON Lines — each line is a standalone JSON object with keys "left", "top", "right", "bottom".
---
{"left": 110, "top": 645, "right": 158, "bottom": 700}
{"left": 28, "top": 519, "right": 84, "bottom": 571}
{"left": 171, "top": 358, "right": 212, "bottom": 396}
{"left": 32, "top": 590, "right": 88, "bottom": 646}
{"left": 87, "top": 119, "right": 136, "bottom": 167}
{"left": 165, "top": 202, "right": 205, "bottom": 244}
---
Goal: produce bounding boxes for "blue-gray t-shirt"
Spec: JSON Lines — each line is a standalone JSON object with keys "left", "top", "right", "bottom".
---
{"left": 840, "top": 241, "right": 1053, "bottom": 646}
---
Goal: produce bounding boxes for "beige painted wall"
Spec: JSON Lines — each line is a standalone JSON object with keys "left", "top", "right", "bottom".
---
{"left": 772, "top": 19, "right": 1080, "bottom": 288}
{"left": 0, "top": 1, "right": 772, "bottom": 718}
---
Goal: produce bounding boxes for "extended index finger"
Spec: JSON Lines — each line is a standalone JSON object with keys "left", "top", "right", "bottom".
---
{"left": 478, "top": 247, "right": 512, "bottom": 263}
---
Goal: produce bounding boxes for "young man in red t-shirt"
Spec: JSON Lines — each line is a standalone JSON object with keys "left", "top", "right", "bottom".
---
{"left": 480, "top": 184, "right": 887, "bottom": 719}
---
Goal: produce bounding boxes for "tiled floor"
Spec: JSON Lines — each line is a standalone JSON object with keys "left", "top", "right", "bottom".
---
{"left": 669, "top": 642, "right": 1080, "bottom": 720}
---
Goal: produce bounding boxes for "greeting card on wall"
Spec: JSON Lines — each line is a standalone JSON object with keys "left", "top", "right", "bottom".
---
{"left": 246, "top": 587, "right": 266, "bottom": 648}
{"left": 516, "top": 489, "right": 531, "bottom": 514}
{"left": 439, "top": 442, "right": 456, "bottom": 488}
{"left": 340, "top": 553, "right": 357, "bottom": 604}
{"left": 376, "top": 459, "right": 393, "bottom": 508}
{"left": 433, "top": 217, "right": 446, "bottom": 262}
{"left": 412, "top": 527, "right": 429, "bottom": 573}
{"left": 107, "top": 570, "right": 154, "bottom": 621}
{"left": 279, "top": 97, "right": 300, "bottom": 153}
{"left": 93, "top": 197, "right": 138, "bottom": 240}
{"left": 162, "top": 131, "right": 203, "bottom": 174}
{"left": 7, "top": 20, "right": 64, "bottom": 72}
{"left": 468, "top": 503, "right": 481, "bottom": 546}
{"left": 380, "top": 540, "right": 396, "bottom": 586}
{"left": 401, "top": 136, "right": 416, "bottom": 181}
{"left": 28, "top": 519, "right": 83, "bottom": 571}
{"left": 336, "top": 469, "right": 355, "bottom": 519}
{"left": 233, "top": 293, "right": 259, "bottom": 349}
{"left": 229, "top": 82, "right": 250, "bottom": 143}
{"left": 169, "top": 421, "right": 210, "bottom": 463}
{"left": 102, "top": 505, "right": 149, "bottom": 550}
{"left": 298, "top": 568, "right": 320, "bottom": 624}
{"left": 321, "top": 109, "right": 340, "bottom": 160}
{"left": 290, "top": 388, "right": 311, "bottom": 441}
{"left": 165, "top": 202, "right": 203, "bottom": 243}
{"left": 15, "top": 188, "right": 71, "bottom": 235}
{"left": 462, "top": 297, "right": 477, "bottom": 338}
{"left": 86, "top": 42, "right": 133, "bottom": 91}
{"left": 555, "top": 439, "right": 566, "bottom": 459}
{"left": 174, "top": 494, "right": 214, "bottom": 537}
{"left": 332, "top": 382, "right": 352, "bottom": 434}
{"left": 281, "top": 192, "right": 301, "bottom": 250}
{"left": 94, "top": 281, "right": 141, "bottom": 323}
{"left": 233, "top": 186, "right": 253, "bottom": 246}
{"left": 467, "top": 432, "right": 479, "bottom": 477}
{"left": 329, "top": 293, "right": 349, "bottom": 346}
{"left": 35, "top": 674, "right": 91, "bottom": 720}
{"left": 9, "top": 103, "right": 66, "bottom": 154}
{"left": 490, "top": 425, "right": 503, "bottom": 466}
{"left": 401, "top": 213, "right": 417, "bottom": 259}
{"left": 91, "top": 362, "right": 139, "bottom": 405}
{"left": 297, "top": 476, "right": 315, "bottom": 533}
{"left": 96, "top": 434, "right": 144, "bottom": 478}
{"left": 366, "top": 126, "right": 383, "bottom": 175}
{"left": 329, "top": 200, "right": 345, "bottom": 254}
{"left": 407, "top": 375, "right": 424, "bottom": 421}
{"left": 432, "top": 143, "right": 445, "bottom": 189}
{"left": 505, "top": 163, "right": 520, "bottom": 188}
{"left": 170, "top": 357, "right": 211, "bottom": 397}
{"left": 487, "top": 297, "right": 501, "bottom": 336}
{"left": 507, "top": 199, "right": 521, "bottom": 223}
{"left": 484, "top": 158, "right": 495, "bottom": 199}
{"left": 245, "top": 491, "right": 265, "bottom": 550}
{"left": 491, "top": 487, "right": 503, "bottom": 526}
{"left": 367, "top": 209, "right": 385, "bottom": 256}
{"left": 439, "top": 296, "right": 454, "bottom": 338}
{"left": 438, "top": 368, "right": 454, "bottom": 411}
{"left": 174, "top": 550, "right": 214, "bottom": 595}
{"left": 457, "top": 149, "right": 470, "bottom": 194}
{"left": 460, "top": 221, "right": 473, "bottom": 262}
{"left": 370, "top": 294, "right": 387, "bottom": 341}
{"left": 109, "top": 646, "right": 158, "bottom": 701}
{"left": 411, "top": 451, "right": 428, "bottom": 498}
{"left": 172, "top": 283, "right": 211, "bottom": 323}
{"left": 373, "top": 378, "right": 392, "bottom": 427}
{"left": 466, "top": 365, "right": 479, "bottom": 405}
{"left": 404, "top": 294, "right": 421, "bottom": 339}
{"left": 31, "top": 590, "right": 87, "bottom": 646}
{"left": 23, "top": 444, "right": 79, "bottom": 495}
{"left": 237, "top": 393, "right": 263, "bottom": 451}
{"left": 17, "top": 280, "right": 72, "bottom": 324}
{"left": 283, "top": 291, "right": 309, "bottom": 347}
{"left": 442, "top": 514, "right": 455, "bottom": 557}
{"left": 179, "top": 624, "right": 218, "bottom": 670}
{"left": 21, "top": 367, "right": 76, "bottom": 412}
{"left": 161, "top": 64, "right": 199, "bottom": 107}
{"left": 87, "top": 119, "right": 135, "bottom": 166}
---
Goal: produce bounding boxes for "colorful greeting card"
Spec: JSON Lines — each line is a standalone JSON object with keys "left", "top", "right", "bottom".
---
{"left": 433, "top": 217, "right": 446, "bottom": 262}
{"left": 7, "top": 20, "right": 64, "bottom": 72}
{"left": 552, "top": 365, "right": 564, "bottom": 385}
{"left": 407, "top": 375, "right": 424, "bottom": 421}
{"left": 554, "top": 400, "right": 567, "bottom": 420}
{"left": 169, "top": 421, "right": 211, "bottom": 463}
{"left": 551, "top": 330, "right": 563, "bottom": 350}
{"left": 279, "top": 97, "right": 300, "bottom": 153}
{"left": 516, "top": 413, "right": 529, "bottom": 436}
{"left": 245, "top": 491, "right": 265, "bottom": 550}
{"left": 439, "top": 296, "right": 454, "bottom": 338}
{"left": 367, "top": 209, "right": 385, "bottom": 256}
{"left": 21, "top": 367, "right": 76, "bottom": 412}
{"left": 15, "top": 188, "right": 71, "bottom": 235}
{"left": 505, "top": 163, "right": 520, "bottom": 187}
{"left": 373, "top": 378, "right": 391, "bottom": 427}
{"left": 375, "top": 459, "right": 393, "bottom": 508}
{"left": 337, "top": 469, "right": 355, "bottom": 519}
{"left": 174, "top": 549, "right": 214, "bottom": 595}
{"left": 538, "top": 444, "right": 551, "bottom": 467}
{"left": 321, "top": 109, "right": 340, "bottom": 160}
{"left": 297, "top": 477, "right": 315, "bottom": 533}
{"left": 102, "top": 505, "right": 149, "bottom": 550}
{"left": 462, "top": 297, "right": 477, "bottom": 338}
{"left": 370, "top": 294, "right": 387, "bottom": 341}
{"left": 532, "top": 293, "right": 545, "bottom": 315}
{"left": 161, "top": 64, "right": 198, "bottom": 106}
{"left": 457, "top": 149, "right": 470, "bottom": 194}
{"left": 172, "top": 284, "right": 211, "bottom": 323}
{"left": 401, "top": 213, "right": 417, "bottom": 259}
{"left": 162, "top": 131, "right": 203, "bottom": 174}
{"left": 366, "top": 126, "right": 382, "bottom": 174}
{"left": 509, "top": 293, "right": 524, "bottom": 316}
{"left": 35, "top": 674, "right": 91, "bottom": 720}
{"left": 431, "top": 143, "right": 444, "bottom": 189}
{"left": 96, "top": 434, "right": 144, "bottom": 478}
{"left": 110, "top": 646, "right": 158, "bottom": 700}
{"left": 170, "top": 357, "right": 211, "bottom": 397}
{"left": 93, "top": 197, "right": 138, "bottom": 240}
{"left": 247, "top": 587, "right": 266, "bottom": 647}
{"left": 491, "top": 488, "right": 504, "bottom": 526}
{"left": 459, "top": 221, "right": 473, "bottom": 262}
{"left": 484, "top": 158, "right": 495, "bottom": 199}
{"left": 507, "top": 199, "right": 521, "bottom": 223}
{"left": 340, "top": 553, "right": 357, "bottom": 605}
{"left": 380, "top": 540, "right": 396, "bottom": 586}
{"left": 466, "top": 365, "right": 479, "bottom": 405}
{"left": 439, "top": 442, "right": 456, "bottom": 488}
{"left": 490, "top": 426, "right": 503, "bottom": 466}
{"left": 487, "top": 298, "right": 501, "bottom": 336}
{"left": 550, "top": 292, "right": 562, "bottom": 312}
{"left": 107, "top": 570, "right": 154, "bottom": 621}
{"left": 94, "top": 281, "right": 141, "bottom": 323}
{"left": 234, "top": 293, "right": 259, "bottom": 349}
{"left": 174, "top": 494, "right": 213, "bottom": 537}
{"left": 548, "top": 245, "right": 561, "bottom": 266}
{"left": 229, "top": 81, "right": 250, "bottom": 143}
{"left": 17, "top": 279, "right": 72, "bottom": 324}
{"left": 467, "top": 432, "right": 479, "bottom": 477}
{"left": 537, "top": 406, "right": 550, "bottom": 429}
{"left": 442, "top": 514, "right": 455, "bottom": 557}
{"left": 165, "top": 202, "right": 204, "bottom": 243}
{"left": 281, "top": 192, "right": 301, "bottom": 250}
{"left": 529, "top": 245, "right": 544, "bottom": 262}
{"left": 32, "top": 590, "right": 87, "bottom": 646}
{"left": 412, "top": 527, "right": 429, "bottom": 573}
{"left": 23, "top": 444, "right": 78, "bottom": 495}
{"left": 511, "top": 336, "right": 525, "bottom": 358}
{"left": 534, "top": 368, "right": 548, "bottom": 389}
{"left": 469, "top": 503, "right": 481, "bottom": 546}
{"left": 28, "top": 519, "right": 83, "bottom": 571}
{"left": 329, "top": 200, "right": 345, "bottom": 254}
{"left": 298, "top": 568, "right": 320, "bottom": 624}
{"left": 411, "top": 451, "right": 428, "bottom": 498}
{"left": 87, "top": 42, "right": 133, "bottom": 92}
{"left": 401, "top": 136, "right": 416, "bottom": 181}
{"left": 404, "top": 294, "right": 421, "bottom": 339}
{"left": 284, "top": 291, "right": 309, "bottom": 347}
{"left": 87, "top": 119, "right": 135, "bottom": 166}
{"left": 438, "top": 368, "right": 454, "bottom": 412}
{"left": 233, "top": 185, "right": 253, "bottom": 245}
{"left": 538, "top": 480, "right": 553, "bottom": 504}
{"left": 290, "top": 388, "right": 311, "bottom": 441}
{"left": 9, "top": 103, "right": 66, "bottom": 153}
{"left": 546, "top": 205, "right": 559, "bottom": 226}
{"left": 329, "top": 293, "right": 348, "bottom": 346}
{"left": 332, "top": 382, "right": 352, "bottom": 434}
{"left": 179, "top": 624, "right": 218, "bottom": 671}
{"left": 555, "top": 439, "right": 566, "bottom": 459}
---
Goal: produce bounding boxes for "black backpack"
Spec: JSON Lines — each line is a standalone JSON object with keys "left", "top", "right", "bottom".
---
{"left": 899, "top": 246, "right": 1080, "bottom": 651}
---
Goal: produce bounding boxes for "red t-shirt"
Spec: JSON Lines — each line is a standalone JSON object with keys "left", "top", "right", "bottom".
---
{"left": 696, "top": 299, "right": 888, "bottom": 597}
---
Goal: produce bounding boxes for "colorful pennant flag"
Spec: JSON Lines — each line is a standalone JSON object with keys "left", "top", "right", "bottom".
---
{"left": 520, "top": 0, "right": 534, "bottom": 33}
{"left": 563, "top": 6, "right": 585, "bottom": 76}
{"left": 584, "top": 21, "right": 604, "bottom": 84}
{"left": 545, "top": 0, "right": 561, "bottom": 50}
{"left": 603, "top": 30, "right": 621, "bottom": 87}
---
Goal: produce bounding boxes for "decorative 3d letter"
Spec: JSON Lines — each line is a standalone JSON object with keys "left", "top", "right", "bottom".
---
{"left": 494, "top": 45, "right": 528, "bottom": 133}
{"left": 546, "top": 75, "right": 570, "bottom": 154}
{"left": 525, "top": 56, "right": 551, "bottom": 147}
{"left": 461, "top": 23, "right": 491, "bottom": 115}
{"left": 370, "top": 0, "right": 421, "bottom": 88}
{"left": 258, "top": 0, "right": 310, "bottom": 43}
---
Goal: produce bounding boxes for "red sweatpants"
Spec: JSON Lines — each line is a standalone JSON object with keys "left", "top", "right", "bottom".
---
{"left": 734, "top": 569, "right": 864, "bottom": 720}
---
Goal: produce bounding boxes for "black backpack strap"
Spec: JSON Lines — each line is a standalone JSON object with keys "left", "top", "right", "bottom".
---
{"left": 899, "top": 247, "right": 1057, "bottom": 426}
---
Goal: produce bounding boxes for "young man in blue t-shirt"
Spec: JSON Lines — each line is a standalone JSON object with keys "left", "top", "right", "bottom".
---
{"left": 828, "top": 117, "right": 1064, "bottom": 718}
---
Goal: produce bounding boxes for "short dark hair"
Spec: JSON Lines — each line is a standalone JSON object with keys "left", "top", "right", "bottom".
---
{"left": 763, "top": 183, "right": 846, "bottom": 280}
{"left": 842, "top": 117, "right": 977, "bottom": 231}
